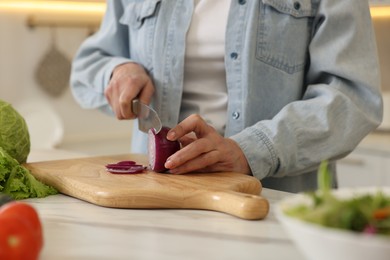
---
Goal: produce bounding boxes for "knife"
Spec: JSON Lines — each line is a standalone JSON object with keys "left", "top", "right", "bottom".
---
{"left": 132, "top": 99, "right": 162, "bottom": 134}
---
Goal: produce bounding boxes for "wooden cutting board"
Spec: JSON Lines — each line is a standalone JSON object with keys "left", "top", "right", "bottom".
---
{"left": 25, "top": 154, "right": 269, "bottom": 220}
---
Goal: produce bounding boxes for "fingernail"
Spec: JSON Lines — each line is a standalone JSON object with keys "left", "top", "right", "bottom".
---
{"left": 167, "top": 131, "right": 176, "bottom": 140}
{"left": 165, "top": 158, "right": 173, "bottom": 169}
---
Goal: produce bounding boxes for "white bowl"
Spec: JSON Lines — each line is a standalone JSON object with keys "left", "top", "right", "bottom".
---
{"left": 275, "top": 187, "right": 390, "bottom": 260}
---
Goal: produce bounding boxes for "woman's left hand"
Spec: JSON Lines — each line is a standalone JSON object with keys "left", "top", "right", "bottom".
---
{"left": 164, "top": 114, "right": 251, "bottom": 175}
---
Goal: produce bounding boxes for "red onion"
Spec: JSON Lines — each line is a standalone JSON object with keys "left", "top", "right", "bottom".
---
{"left": 105, "top": 160, "right": 145, "bottom": 174}
{"left": 148, "top": 127, "right": 180, "bottom": 172}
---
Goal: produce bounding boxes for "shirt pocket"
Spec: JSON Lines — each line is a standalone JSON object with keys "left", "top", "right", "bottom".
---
{"left": 119, "top": 0, "right": 161, "bottom": 68}
{"left": 256, "top": 0, "right": 318, "bottom": 74}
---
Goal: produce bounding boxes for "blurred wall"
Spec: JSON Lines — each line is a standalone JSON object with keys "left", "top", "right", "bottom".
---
{"left": 0, "top": 9, "right": 133, "bottom": 155}
{"left": 373, "top": 15, "right": 390, "bottom": 130}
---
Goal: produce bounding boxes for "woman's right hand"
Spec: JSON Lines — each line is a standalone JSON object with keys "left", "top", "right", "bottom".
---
{"left": 105, "top": 62, "right": 155, "bottom": 120}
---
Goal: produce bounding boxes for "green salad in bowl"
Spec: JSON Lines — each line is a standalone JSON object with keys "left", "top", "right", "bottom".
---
{"left": 286, "top": 161, "right": 390, "bottom": 236}
{"left": 275, "top": 161, "right": 390, "bottom": 260}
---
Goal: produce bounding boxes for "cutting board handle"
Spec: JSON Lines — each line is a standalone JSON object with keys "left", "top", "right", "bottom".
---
{"left": 187, "top": 190, "right": 269, "bottom": 220}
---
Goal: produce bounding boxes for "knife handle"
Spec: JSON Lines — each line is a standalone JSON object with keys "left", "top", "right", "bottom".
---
{"left": 132, "top": 99, "right": 140, "bottom": 115}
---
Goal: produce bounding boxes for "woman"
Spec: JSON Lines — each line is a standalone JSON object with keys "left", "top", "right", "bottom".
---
{"left": 71, "top": 0, "right": 382, "bottom": 192}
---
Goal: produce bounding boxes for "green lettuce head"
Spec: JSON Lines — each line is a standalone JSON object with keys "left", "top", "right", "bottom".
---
{"left": 0, "top": 100, "right": 30, "bottom": 163}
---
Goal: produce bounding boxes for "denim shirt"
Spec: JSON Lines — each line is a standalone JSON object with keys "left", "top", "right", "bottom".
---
{"left": 71, "top": 0, "right": 382, "bottom": 192}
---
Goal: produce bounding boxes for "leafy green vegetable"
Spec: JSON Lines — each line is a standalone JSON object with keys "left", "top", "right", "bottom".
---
{"left": 0, "top": 99, "right": 57, "bottom": 199}
{"left": 318, "top": 160, "right": 332, "bottom": 194}
{"left": 0, "top": 147, "right": 57, "bottom": 199}
{"left": 0, "top": 100, "right": 30, "bottom": 164}
{"left": 285, "top": 160, "right": 390, "bottom": 236}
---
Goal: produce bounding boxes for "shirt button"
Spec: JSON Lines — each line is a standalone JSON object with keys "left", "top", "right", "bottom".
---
{"left": 232, "top": 111, "right": 240, "bottom": 119}
{"left": 294, "top": 1, "right": 301, "bottom": 10}
{"left": 238, "top": 0, "right": 246, "bottom": 4}
{"left": 230, "top": 52, "right": 238, "bottom": 60}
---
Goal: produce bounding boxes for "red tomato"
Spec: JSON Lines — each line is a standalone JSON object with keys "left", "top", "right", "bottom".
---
{"left": 0, "top": 202, "right": 43, "bottom": 259}
{"left": 0, "top": 215, "right": 40, "bottom": 260}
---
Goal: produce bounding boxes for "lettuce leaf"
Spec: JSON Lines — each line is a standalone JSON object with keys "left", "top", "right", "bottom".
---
{"left": 0, "top": 147, "right": 57, "bottom": 199}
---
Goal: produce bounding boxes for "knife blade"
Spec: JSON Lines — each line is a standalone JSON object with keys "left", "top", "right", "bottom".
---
{"left": 132, "top": 99, "right": 162, "bottom": 134}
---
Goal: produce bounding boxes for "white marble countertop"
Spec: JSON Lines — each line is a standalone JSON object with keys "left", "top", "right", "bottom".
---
{"left": 24, "top": 149, "right": 305, "bottom": 260}
{"left": 25, "top": 189, "right": 303, "bottom": 260}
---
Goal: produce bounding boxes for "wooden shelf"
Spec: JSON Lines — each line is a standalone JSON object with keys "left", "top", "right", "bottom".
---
{"left": 27, "top": 13, "right": 101, "bottom": 29}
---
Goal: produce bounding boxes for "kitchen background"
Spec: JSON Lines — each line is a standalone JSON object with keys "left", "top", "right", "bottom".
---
{"left": 0, "top": 0, "right": 133, "bottom": 155}
{"left": 0, "top": 0, "right": 390, "bottom": 187}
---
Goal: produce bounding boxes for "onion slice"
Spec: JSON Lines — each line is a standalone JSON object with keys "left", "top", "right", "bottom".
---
{"left": 148, "top": 126, "right": 180, "bottom": 172}
{"left": 105, "top": 160, "right": 146, "bottom": 174}
{"left": 105, "top": 161, "right": 136, "bottom": 168}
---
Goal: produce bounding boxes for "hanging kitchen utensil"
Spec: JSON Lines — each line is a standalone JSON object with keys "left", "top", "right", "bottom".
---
{"left": 35, "top": 26, "right": 71, "bottom": 98}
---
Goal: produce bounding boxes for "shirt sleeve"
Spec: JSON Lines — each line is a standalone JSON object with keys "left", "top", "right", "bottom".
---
{"left": 231, "top": 0, "right": 383, "bottom": 179}
{"left": 70, "top": 0, "right": 133, "bottom": 115}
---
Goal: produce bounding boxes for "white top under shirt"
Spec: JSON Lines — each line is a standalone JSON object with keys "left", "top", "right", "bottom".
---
{"left": 180, "top": 0, "right": 230, "bottom": 135}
